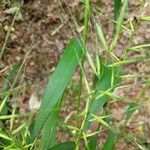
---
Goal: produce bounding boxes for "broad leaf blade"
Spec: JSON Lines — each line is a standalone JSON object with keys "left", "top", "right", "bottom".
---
{"left": 32, "top": 38, "right": 84, "bottom": 140}
{"left": 41, "top": 103, "right": 60, "bottom": 150}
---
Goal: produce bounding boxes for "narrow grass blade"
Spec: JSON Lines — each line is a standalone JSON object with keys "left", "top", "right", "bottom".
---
{"left": 0, "top": 129, "right": 12, "bottom": 141}
{"left": 48, "top": 141, "right": 76, "bottom": 150}
{"left": 2, "top": 63, "right": 21, "bottom": 92}
{"left": 0, "top": 133, "right": 12, "bottom": 141}
{"left": 110, "top": 0, "right": 129, "bottom": 49}
{"left": 86, "top": 52, "right": 97, "bottom": 74}
{"left": 124, "top": 103, "right": 139, "bottom": 125}
{"left": 114, "top": 0, "right": 121, "bottom": 21}
{"left": 96, "top": 52, "right": 101, "bottom": 76}
{"left": 32, "top": 38, "right": 85, "bottom": 140}
{"left": 0, "top": 8, "right": 19, "bottom": 59}
{"left": 0, "top": 114, "right": 18, "bottom": 120}
{"left": 12, "top": 123, "right": 26, "bottom": 135}
{"left": 90, "top": 114, "right": 110, "bottom": 128}
{"left": 96, "top": 24, "right": 120, "bottom": 60}
{"left": 108, "top": 55, "right": 147, "bottom": 67}
{"left": 141, "top": 16, "right": 150, "bottom": 21}
{"left": 0, "top": 63, "right": 21, "bottom": 115}
{"left": 102, "top": 131, "right": 117, "bottom": 150}
{"left": 97, "top": 90, "right": 122, "bottom": 100}
{"left": 128, "top": 43, "right": 150, "bottom": 51}
{"left": 10, "top": 106, "right": 17, "bottom": 131}
{"left": 83, "top": 0, "right": 90, "bottom": 44}
{"left": 121, "top": 74, "right": 142, "bottom": 78}
{"left": 96, "top": 23, "right": 108, "bottom": 50}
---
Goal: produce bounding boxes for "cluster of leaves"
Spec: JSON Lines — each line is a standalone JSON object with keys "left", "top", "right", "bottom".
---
{"left": 0, "top": 0, "right": 150, "bottom": 149}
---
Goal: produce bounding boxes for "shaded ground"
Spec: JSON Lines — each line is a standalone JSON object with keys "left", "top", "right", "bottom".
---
{"left": 0, "top": 0, "right": 150, "bottom": 149}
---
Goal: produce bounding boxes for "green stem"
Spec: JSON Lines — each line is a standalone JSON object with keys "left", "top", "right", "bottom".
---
{"left": 83, "top": 0, "right": 90, "bottom": 45}
{"left": 76, "top": 0, "right": 90, "bottom": 149}
{"left": 76, "top": 72, "right": 83, "bottom": 128}
{"left": 0, "top": 8, "right": 19, "bottom": 60}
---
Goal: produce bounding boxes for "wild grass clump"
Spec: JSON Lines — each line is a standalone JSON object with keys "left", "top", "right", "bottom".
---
{"left": 0, "top": 0, "right": 150, "bottom": 149}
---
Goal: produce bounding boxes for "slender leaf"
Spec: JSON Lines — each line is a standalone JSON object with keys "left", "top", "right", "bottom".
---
{"left": 108, "top": 55, "right": 147, "bottom": 67}
{"left": 2, "top": 63, "right": 21, "bottom": 92}
{"left": 141, "top": 16, "right": 150, "bottom": 21}
{"left": 114, "top": 0, "right": 121, "bottom": 21}
{"left": 111, "top": 0, "right": 129, "bottom": 49}
{"left": 90, "top": 114, "right": 110, "bottom": 128}
{"left": 0, "top": 63, "right": 20, "bottom": 115}
{"left": 48, "top": 141, "right": 76, "bottom": 150}
{"left": 0, "top": 114, "right": 18, "bottom": 120}
{"left": 0, "top": 129, "right": 12, "bottom": 141}
{"left": 96, "top": 23, "right": 108, "bottom": 51}
{"left": 128, "top": 43, "right": 150, "bottom": 51}
{"left": 124, "top": 103, "right": 139, "bottom": 125}
{"left": 102, "top": 131, "right": 117, "bottom": 150}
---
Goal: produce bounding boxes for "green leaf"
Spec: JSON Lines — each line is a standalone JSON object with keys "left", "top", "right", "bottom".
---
{"left": 0, "top": 132, "right": 12, "bottom": 141}
{"left": 141, "top": 16, "right": 150, "bottom": 21}
{"left": 102, "top": 131, "right": 117, "bottom": 150}
{"left": 108, "top": 55, "right": 147, "bottom": 67}
{"left": 48, "top": 141, "right": 76, "bottom": 150}
{"left": 114, "top": 0, "right": 121, "bottom": 21}
{"left": 90, "top": 114, "right": 110, "bottom": 128}
{"left": 124, "top": 103, "right": 139, "bottom": 125}
{"left": 32, "top": 38, "right": 85, "bottom": 140}
{"left": 111, "top": 0, "right": 129, "bottom": 49}
{"left": 2, "top": 63, "right": 21, "bottom": 92}
{"left": 96, "top": 23, "right": 108, "bottom": 51}
{"left": 128, "top": 43, "right": 150, "bottom": 51}
{"left": 4, "top": 7, "right": 19, "bottom": 15}
{"left": 0, "top": 63, "right": 20, "bottom": 115}
{"left": 84, "top": 61, "right": 122, "bottom": 130}
{"left": 86, "top": 134, "right": 98, "bottom": 150}
{"left": 41, "top": 102, "right": 61, "bottom": 150}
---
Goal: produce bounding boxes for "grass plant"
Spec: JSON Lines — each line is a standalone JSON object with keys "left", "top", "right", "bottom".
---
{"left": 0, "top": 0, "right": 150, "bottom": 149}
